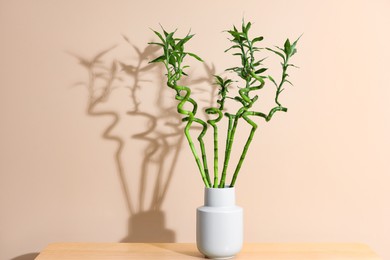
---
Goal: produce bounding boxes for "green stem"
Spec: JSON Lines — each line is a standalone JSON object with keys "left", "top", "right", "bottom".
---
{"left": 230, "top": 113, "right": 257, "bottom": 187}
{"left": 175, "top": 88, "right": 210, "bottom": 186}
{"left": 173, "top": 84, "right": 211, "bottom": 188}
{"left": 219, "top": 112, "right": 242, "bottom": 188}
{"left": 247, "top": 106, "right": 288, "bottom": 122}
{"left": 275, "top": 56, "right": 289, "bottom": 106}
{"left": 194, "top": 118, "right": 211, "bottom": 186}
{"left": 212, "top": 124, "right": 219, "bottom": 188}
{"left": 184, "top": 120, "right": 211, "bottom": 188}
{"left": 206, "top": 108, "right": 223, "bottom": 188}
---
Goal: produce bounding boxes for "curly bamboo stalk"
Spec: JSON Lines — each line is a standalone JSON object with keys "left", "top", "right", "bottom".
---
{"left": 219, "top": 113, "right": 238, "bottom": 188}
{"left": 194, "top": 117, "right": 212, "bottom": 186}
{"left": 205, "top": 108, "right": 223, "bottom": 188}
{"left": 230, "top": 113, "right": 257, "bottom": 187}
{"left": 173, "top": 85, "right": 211, "bottom": 188}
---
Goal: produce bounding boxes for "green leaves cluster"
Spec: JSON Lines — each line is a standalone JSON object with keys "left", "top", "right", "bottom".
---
{"left": 149, "top": 21, "right": 301, "bottom": 188}
{"left": 214, "top": 75, "right": 231, "bottom": 110}
{"left": 266, "top": 35, "right": 301, "bottom": 106}
{"left": 150, "top": 27, "right": 202, "bottom": 86}
{"left": 225, "top": 22, "right": 266, "bottom": 83}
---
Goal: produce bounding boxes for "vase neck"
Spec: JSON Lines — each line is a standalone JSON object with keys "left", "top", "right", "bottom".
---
{"left": 204, "top": 187, "right": 236, "bottom": 207}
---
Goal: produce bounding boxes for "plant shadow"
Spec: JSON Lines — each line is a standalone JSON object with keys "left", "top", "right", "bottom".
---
{"left": 13, "top": 36, "right": 217, "bottom": 260}
{"left": 70, "top": 38, "right": 217, "bottom": 242}
{"left": 69, "top": 37, "right": 208, "bottom": 243}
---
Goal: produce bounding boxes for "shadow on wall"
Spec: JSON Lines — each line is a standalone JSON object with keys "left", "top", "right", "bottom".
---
{"left": 11, "top": 36, "right": 217, "bottom": 260}
{"left": 70, "top": 40, "right": 178, "bottom": 242}
{"left": 10, "top": 253, "right": 39, "bottom": 260}
{"left": 68, "top": 37, "right": 215, "bottom": 243}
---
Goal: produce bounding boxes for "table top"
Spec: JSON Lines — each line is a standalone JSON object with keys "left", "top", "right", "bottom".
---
{"left": 35, "top": 242, "right": 381, "bottom": 260}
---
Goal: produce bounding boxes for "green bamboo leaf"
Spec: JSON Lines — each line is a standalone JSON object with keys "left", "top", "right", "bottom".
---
{"left": 151, "top": 29, "right": 166, "bottom": 44}
{"left": 159, "top": 25, "right": 172, "bottom": 37}
{"left": 214, "top": 75, "right": 223, "bottom": 84}
{"left": 162, "top": 29, "right": 168, "bottom": 36}
{"left": 167, "top": 33, "right": 176, "bottom": 49}
{"left": 266, "top": 48, "right": 285, "bottom": 62}
{"left": 225, "top": 67, "right": 239, "bottom": 71}
{"left": 275, "top": 46, "right": 285, "bottom": 52}
{"left": 285, "top": 79, "right": 294, "bottom": 86}
{"left": 284, "top": 39, "right": 291, "bottom": 54}
{"left": 148, "top": 42, "right": 164, "bottom": 47}
{"left": 224, "top": 79, "right": 233, "bottom": 85}
{"left": 165, "top": 29, "right": 177, "bottom": 44}
{"left": 228, "top": 30, "right": 242, "bottom": 40}
{"left": 252, "top": 36, "right": 264, "bottom": 43}
{"left": 149, "top": 55, "right": 166, "bottom": 63}
{"left": 224, "top": 45, "right": 240, "bottom": 52}
{"left": 291, "top": 48, "right": 297, "bottom": 56}
{"left": 252, "top": 47, "right": 264, "bottom": 52}
{"left": 255, "top": 68, "right": 268, "bottom": 74}
{"left": 292, "top": 34, "right": 302, "bottom": 49}
{"left": 168, "top": 55, "right": 176, "bottom": 66}
{"left": 228, "top": 30, "right": 239, "bottom": 36}
{"left": 177, "top": 34, "right": 194, "bottom": 48}
{"left": 268, "top": 75, "right": 278, "bottom": 87}
{"left": 186, "top": 52, "right": 203, "bottom": 62}
{"left": 287, "top": 63, "right": 300, "bottom": 68}
{"left": 171, "top": 51, "right": 181, "bottom": 60}
{"left": 244, "top": 22, "right": 252, "bottom": 34}
{"left": 253, "top": 58, "right": 267, "bottom": 67}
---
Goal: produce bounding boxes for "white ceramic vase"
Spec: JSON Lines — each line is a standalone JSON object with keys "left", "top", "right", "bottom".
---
{"left": 196, "top": 187, "right": 243, "bottom": 259}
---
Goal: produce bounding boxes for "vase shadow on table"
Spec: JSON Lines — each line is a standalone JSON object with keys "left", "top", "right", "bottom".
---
{"left": 150, "top": 244, "right": 204, "bottom": 258}
{"left": 10, "top": 253, "right": 39, "bottom": 260}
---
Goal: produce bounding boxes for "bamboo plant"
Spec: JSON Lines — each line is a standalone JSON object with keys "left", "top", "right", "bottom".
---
{"left": 149, "top": 21, "right": 300, "bottom": 188}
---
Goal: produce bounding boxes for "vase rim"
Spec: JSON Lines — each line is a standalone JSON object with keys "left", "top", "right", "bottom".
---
{"left": 205, "top": 186, "right": 234, "bottom": 190}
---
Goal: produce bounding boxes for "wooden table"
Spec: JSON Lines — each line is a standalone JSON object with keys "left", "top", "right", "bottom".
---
{"left": 35, "top": 243, "right": 381, "bottom": 260}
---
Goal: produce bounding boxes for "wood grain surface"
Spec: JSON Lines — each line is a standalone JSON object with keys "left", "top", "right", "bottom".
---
{"left": 35, "top": 242, "right": 381, "bottom": 260}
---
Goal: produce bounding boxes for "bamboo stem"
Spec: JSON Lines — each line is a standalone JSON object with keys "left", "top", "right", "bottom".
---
{"left": 205, "top": 108, "right": 223, "bottom": 188}
{"left": 194, "top": 118, "right": 211, "bottom": 186}
{"left": 212, "top": 125, "right": 219, "bottom": 188}
{"left": 184, "top": 120, "right": 211, "bottom": 188}
{"left": 219, "top": 113, "right": 241, "bottom": 188}
{"left": 174, "top": 86, "right": 211, "bottom": 188}
{"left": 230, "top": 113, "right": 257, "bottom": 187}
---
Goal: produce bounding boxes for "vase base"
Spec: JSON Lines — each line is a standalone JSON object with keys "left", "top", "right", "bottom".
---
{"left": 205, "top": 256, "right": 234, "bottom": 259}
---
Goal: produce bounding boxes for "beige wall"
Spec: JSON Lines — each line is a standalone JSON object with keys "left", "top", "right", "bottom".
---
{"left": 1, "top": 0, "right": 389, "bottom": 259}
